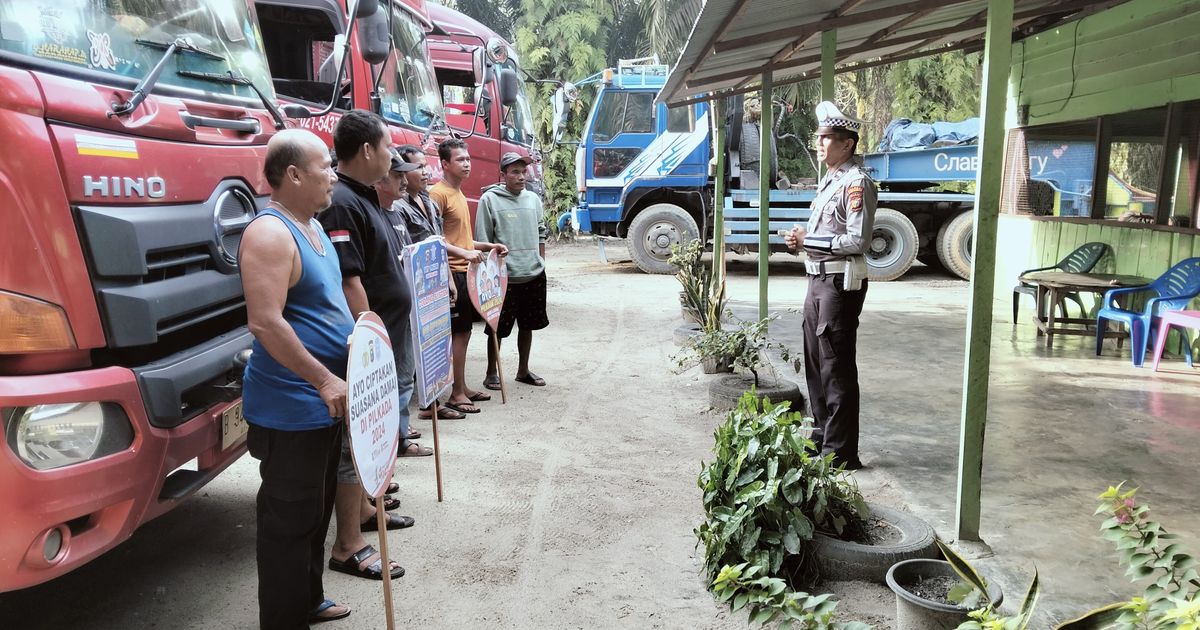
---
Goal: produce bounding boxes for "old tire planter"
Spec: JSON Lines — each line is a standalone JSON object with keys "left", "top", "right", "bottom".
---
{"left": 708, "top": 374, "right": 804, "bottom": 414}
{"left": 673, "top": 322, "right": 702, "bottom": 346}
{"left": 811, "top": 503, "right": 939, "bottom": 583}
{"left": 935, "top": 210, "right": 973, "bottom": 281}
{"left": 886, "top": 558, "right": 1004, "bottom": 630}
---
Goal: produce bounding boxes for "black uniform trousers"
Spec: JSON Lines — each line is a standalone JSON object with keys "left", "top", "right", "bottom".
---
{"left": 247, "top": 421, "right": 343, "bottom": 630}
{"left": 803, "top": 273, "right": 868, "bottom": 465}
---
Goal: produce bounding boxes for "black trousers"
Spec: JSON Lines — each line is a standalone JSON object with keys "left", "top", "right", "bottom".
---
{"left": 247, "top": 422, "right": 342, "bottom": 630}
{"left": 803, "top": 274, "right": 868, "bottom": 464}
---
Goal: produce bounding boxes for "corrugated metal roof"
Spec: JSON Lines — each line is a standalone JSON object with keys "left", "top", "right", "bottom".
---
{"left": 659, "top": 0, "right": 1127, "bottom": 105}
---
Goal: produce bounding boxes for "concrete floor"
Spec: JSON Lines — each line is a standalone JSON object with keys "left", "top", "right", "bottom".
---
{"left": 720, "top": 253, "right": 1200, "bottom": 625}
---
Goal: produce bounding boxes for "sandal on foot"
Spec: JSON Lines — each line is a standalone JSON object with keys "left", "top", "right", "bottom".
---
{"left": 386, "top": 482, "right": 399, "bottom": 495}
{"left": 514, "top": 372, "right": 546, "bottom": 387}
{"left": 360, "top": 512, "right": 415, "bottom": 532}
{"left": 482, "top": 374, "right": 502, "bottom": 391}
{"left": 418, "top": 405, "right": 465, "bottom": 420}
{"left": 368, "top": 495, "right": 401, "bottom": 511}
{"left": 328, "top": 545, "right": 405, "bottom": 580}
{"left": 468, "top": 390, "right": 491, "bottom": 402}
{"left": 407, "top": 428, "right": 421, "bottom": 440}
{"left": 310, "top": 599, "right": 351, "bottom": 623}
{"left": 444, "top": 401, "right": 480, "bottom": 414}
{"left": 398, "top": 442, "right": 434, "bottom": 458}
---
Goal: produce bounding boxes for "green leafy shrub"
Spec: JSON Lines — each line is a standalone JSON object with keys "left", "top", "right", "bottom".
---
{"left": 696, "top": 392, "right": 870, "bottom": 628}
{"left": 674, "top": 314, "right": 798, "bottom": 384}
{"left": 670, "top": 240, "right": 725, "bottom": 334}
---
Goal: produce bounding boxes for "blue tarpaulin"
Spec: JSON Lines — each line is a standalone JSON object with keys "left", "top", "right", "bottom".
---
{"left": 877, "top": 118, "right": 980, "bottom": 151}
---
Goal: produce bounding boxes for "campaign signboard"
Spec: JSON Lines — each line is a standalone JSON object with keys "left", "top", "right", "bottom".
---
{"left": 345, "top": 312, "right": 400, "bottom": 499}
{"left": 467, "top": 249, "right": 508, "bottom": 331}
{"left": 404, "top": 236, "right": 453, "bottom": 409}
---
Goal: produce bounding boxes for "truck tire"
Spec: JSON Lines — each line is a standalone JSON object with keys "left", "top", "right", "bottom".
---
{"left": 865, "top": 208, "right": 918, "bottom": 281}
{"left": 936, "top": 211, "right": 974, "bottom": 280}
{"left": 627, "top": 203, "right": 699, "bottom": 274}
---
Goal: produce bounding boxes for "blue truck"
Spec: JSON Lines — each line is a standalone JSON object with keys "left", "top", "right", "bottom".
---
{"left": 551, "top": 59, "right": 1125, "bottom": 281}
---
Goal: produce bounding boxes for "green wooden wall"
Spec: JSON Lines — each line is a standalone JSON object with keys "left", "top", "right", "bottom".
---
{"left": 1009, "top": 0, "right": 1200, "bottom": 127}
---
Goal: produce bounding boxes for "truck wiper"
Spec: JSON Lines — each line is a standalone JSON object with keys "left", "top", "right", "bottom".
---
{"left": 110, "top": 38, "right": 227, "bottom": 117}
{"left": 178, "top": 70, "right": 287, "bottom": 130}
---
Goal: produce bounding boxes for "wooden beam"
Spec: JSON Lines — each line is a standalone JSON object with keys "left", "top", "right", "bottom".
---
{"left": 1090, "top": 117, "right": 1111, "bottom": 219}
{"left": 955, "top": 0, "right": 1013, "bottom": 544}
{"left": 732, "top": 0, "right": 865, "bottom": 91}
{"left": 1155, "top": 102, "right": 1184, "bottom": 224}
{"left": 715, "top": 0, "right": 975, "bottom": 54}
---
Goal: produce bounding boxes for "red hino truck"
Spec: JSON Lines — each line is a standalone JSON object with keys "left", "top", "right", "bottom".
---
{"left": 254, "top": 0, "right": 448, "bottom": 178}
{"left": 425, "top": 3, "right": 542, "bottom": 217}
{"left": 0, "top": 0, "right": 285, "bottom": 590}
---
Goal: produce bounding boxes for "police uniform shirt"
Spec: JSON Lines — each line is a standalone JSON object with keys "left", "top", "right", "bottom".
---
{"left": 802, "top": 156, "right": 878, "bottom": 263}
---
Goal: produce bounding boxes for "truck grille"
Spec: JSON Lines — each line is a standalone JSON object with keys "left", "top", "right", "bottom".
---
{"left": 74, "top": 181, "right": 264, "bottom": 348}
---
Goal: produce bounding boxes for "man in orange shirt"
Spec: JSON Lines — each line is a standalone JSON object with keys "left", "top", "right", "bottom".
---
{"left": 429, "top": 138, "right": 505, "bottom": 414}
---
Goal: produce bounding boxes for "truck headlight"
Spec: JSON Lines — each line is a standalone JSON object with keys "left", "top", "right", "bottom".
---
{"left": 4, "top": 403, "right": 133, "bottom": 471}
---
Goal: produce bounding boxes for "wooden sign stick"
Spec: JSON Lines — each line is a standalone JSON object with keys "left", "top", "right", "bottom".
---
{"left": 491, "top": 329, "right": 508, "bottom": 404}
{"left": 431, "top": 401, "right": 444, "bottom": 502}
{"left": 375, "top": 502, "right": 396, "bottom": 629}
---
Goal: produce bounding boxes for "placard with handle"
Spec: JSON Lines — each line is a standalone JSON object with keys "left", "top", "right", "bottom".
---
{"left": 404, "top": 236, "right": 453, "bottom": 501}
{"left": 345, "top": 311, "right": 400, "bottom": 629}
{"left": 467, "top": 249, "right": 509, "bottom": 403}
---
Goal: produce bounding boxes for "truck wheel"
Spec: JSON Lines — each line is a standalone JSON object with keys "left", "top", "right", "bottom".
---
{"left": 936, "top": 211, "right": 974, "bottom": 280}
{"left": 627, "top": 203, "right": 699, "bottom": 274}
{"left": 865, "top": 208, "right": 917, "bottom": 281}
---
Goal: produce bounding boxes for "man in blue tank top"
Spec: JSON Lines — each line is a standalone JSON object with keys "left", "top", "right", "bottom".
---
{"left": 240, "top": 129, "right": 354, "bottom": 627}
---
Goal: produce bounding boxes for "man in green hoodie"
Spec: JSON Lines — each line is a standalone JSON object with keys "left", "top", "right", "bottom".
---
{"left": 477, "top": 152, "right": 549, "bottom": 389}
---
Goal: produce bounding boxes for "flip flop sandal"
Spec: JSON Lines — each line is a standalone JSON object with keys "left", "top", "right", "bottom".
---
{"left": 482, "top": 375, "right": 502, "bottom": 391}
{"left": 444, "top": 401, "right": 481, "bottom": 414}
{"left": 468, "top": 390, "right": 491, "bottom": 402}
{"left": 368, "top": 495, "right": 401, "bottom": 511}
{"left": 407, "top": 428, "right": 422, "bottom": 439}
{"left": 386, "top": 482, "right": 399, "bottom": 495}
{"left": 360, "top": 512, "right": 416, "bottom": 532}
{"left": 310, "top": 599, "right": 351, "bottom": 623}
{"left": 327, "top": 545, "right": 405, "bottom": 580}
{"left": 419, "top": 405, "right": 465, "bottom": 420}
{"left": 514, "top": 372, "right": 546, "bottom": 386}
{"left": 398, "top": 443, "right": 434, "bottom": 458}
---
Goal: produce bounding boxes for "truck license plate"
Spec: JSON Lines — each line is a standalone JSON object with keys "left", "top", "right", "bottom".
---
{"left": 221, "top": 401, "right": 247, "bottom": 450}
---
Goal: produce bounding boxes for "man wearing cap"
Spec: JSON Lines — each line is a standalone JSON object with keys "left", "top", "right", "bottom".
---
{"left": 318, "top": 110, "right": 413, "bottom": 583}
{"left": 477, "top": 152, "right": 550, "bottom": 390}
{"left": 784, "top": 101, "right": 877, "bottom": 471}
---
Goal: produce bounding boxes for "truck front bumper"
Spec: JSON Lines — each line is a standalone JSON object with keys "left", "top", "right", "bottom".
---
{"left": 0, "top": 365, "right": 247, "bottom": 592}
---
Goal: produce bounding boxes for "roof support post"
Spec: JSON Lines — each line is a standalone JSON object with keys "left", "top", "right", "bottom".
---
{"left": 759, "top": 71, "right": 773, "bottom": 321}
{"left": 713, "top": 98, "right": 728, "bottom": 288}
{"left": 956, "top": 0, "right": 1013, "bottom": 542}
{"left": 821, "top": 29, "right": 836, "bottom": 179}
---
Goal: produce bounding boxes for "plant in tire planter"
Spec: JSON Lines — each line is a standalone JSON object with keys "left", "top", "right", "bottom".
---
{"left": 706, "top": 315, "right": 804, "bottom": 412}
{"left": 669, "top": 240, "right": 726, "bottom": 334}
{"left": 696, "top": 393, "right": 872, "bottom": 628}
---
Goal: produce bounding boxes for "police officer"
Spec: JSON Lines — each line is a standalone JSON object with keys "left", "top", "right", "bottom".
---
{"left": 784, "top": 101, "right": 877, "bottom": 470}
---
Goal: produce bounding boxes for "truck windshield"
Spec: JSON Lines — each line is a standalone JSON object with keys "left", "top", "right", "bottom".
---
{"left": 0, "top": 0, "right": 273, "bottom": 103}
{"left": 496, "top": 59, "right": 534, "bottom": 146}
{"left": 377, "top": 5, "right": 443, "bottom": 129}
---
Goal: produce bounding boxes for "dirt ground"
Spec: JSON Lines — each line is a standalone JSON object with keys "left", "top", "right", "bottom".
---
{"left": 0, "top": 239, "right": 906, "bottom": 629}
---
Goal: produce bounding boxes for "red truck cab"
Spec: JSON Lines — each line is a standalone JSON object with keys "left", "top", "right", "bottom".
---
{"left": 0, "top": 0, "right": 281, "bottom": 590}
{"left": 425, "top": 4, "right": 542, "bottom": 218}
{"left": 254, "top": 0, "right": 447, "bottom": 179}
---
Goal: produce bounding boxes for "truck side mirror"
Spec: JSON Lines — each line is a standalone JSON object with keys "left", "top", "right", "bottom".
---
{"left": 497, "top": 68, "right": 520, "bottom": 108}
{"left": 358, "top": 10, "right": 390, "bottom": 66}
{"left": 353, "top": 0, "right": 379, "bottom": 19}
{"left": 471, "top": 48, "right": 486, "bottom": 88}
{"left": 551, "top": 87, "right": 568, "bottom": 144}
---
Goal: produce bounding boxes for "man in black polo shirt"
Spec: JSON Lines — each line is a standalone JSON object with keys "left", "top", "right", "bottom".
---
{"left": 318, "top": 110, "right": 412, "bottom": 581}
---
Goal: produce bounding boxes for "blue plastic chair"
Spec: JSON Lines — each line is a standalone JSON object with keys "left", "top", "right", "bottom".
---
{"left": 1095, "top": 257, "right": 1200, "bottom": 367}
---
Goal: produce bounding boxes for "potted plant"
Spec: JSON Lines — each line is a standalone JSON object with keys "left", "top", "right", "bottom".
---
{"left": 696, "top": 392, "right": 873, "bottom": 629}
{"left": 706, "top": 315, "right": 804, "bottom": 412}
{"left": 885, "top": 540, "right": 1008, "bottom": 630}
{"left": 669, "top": 240, "right": 725, "bottom": 337}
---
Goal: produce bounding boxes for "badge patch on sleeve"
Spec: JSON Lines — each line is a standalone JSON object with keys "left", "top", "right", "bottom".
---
{"left": 848, "top": 185, "right": 864, "bottom": 212}
{"left": 329, "top": 230, "right": 351, "bottom": 243}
